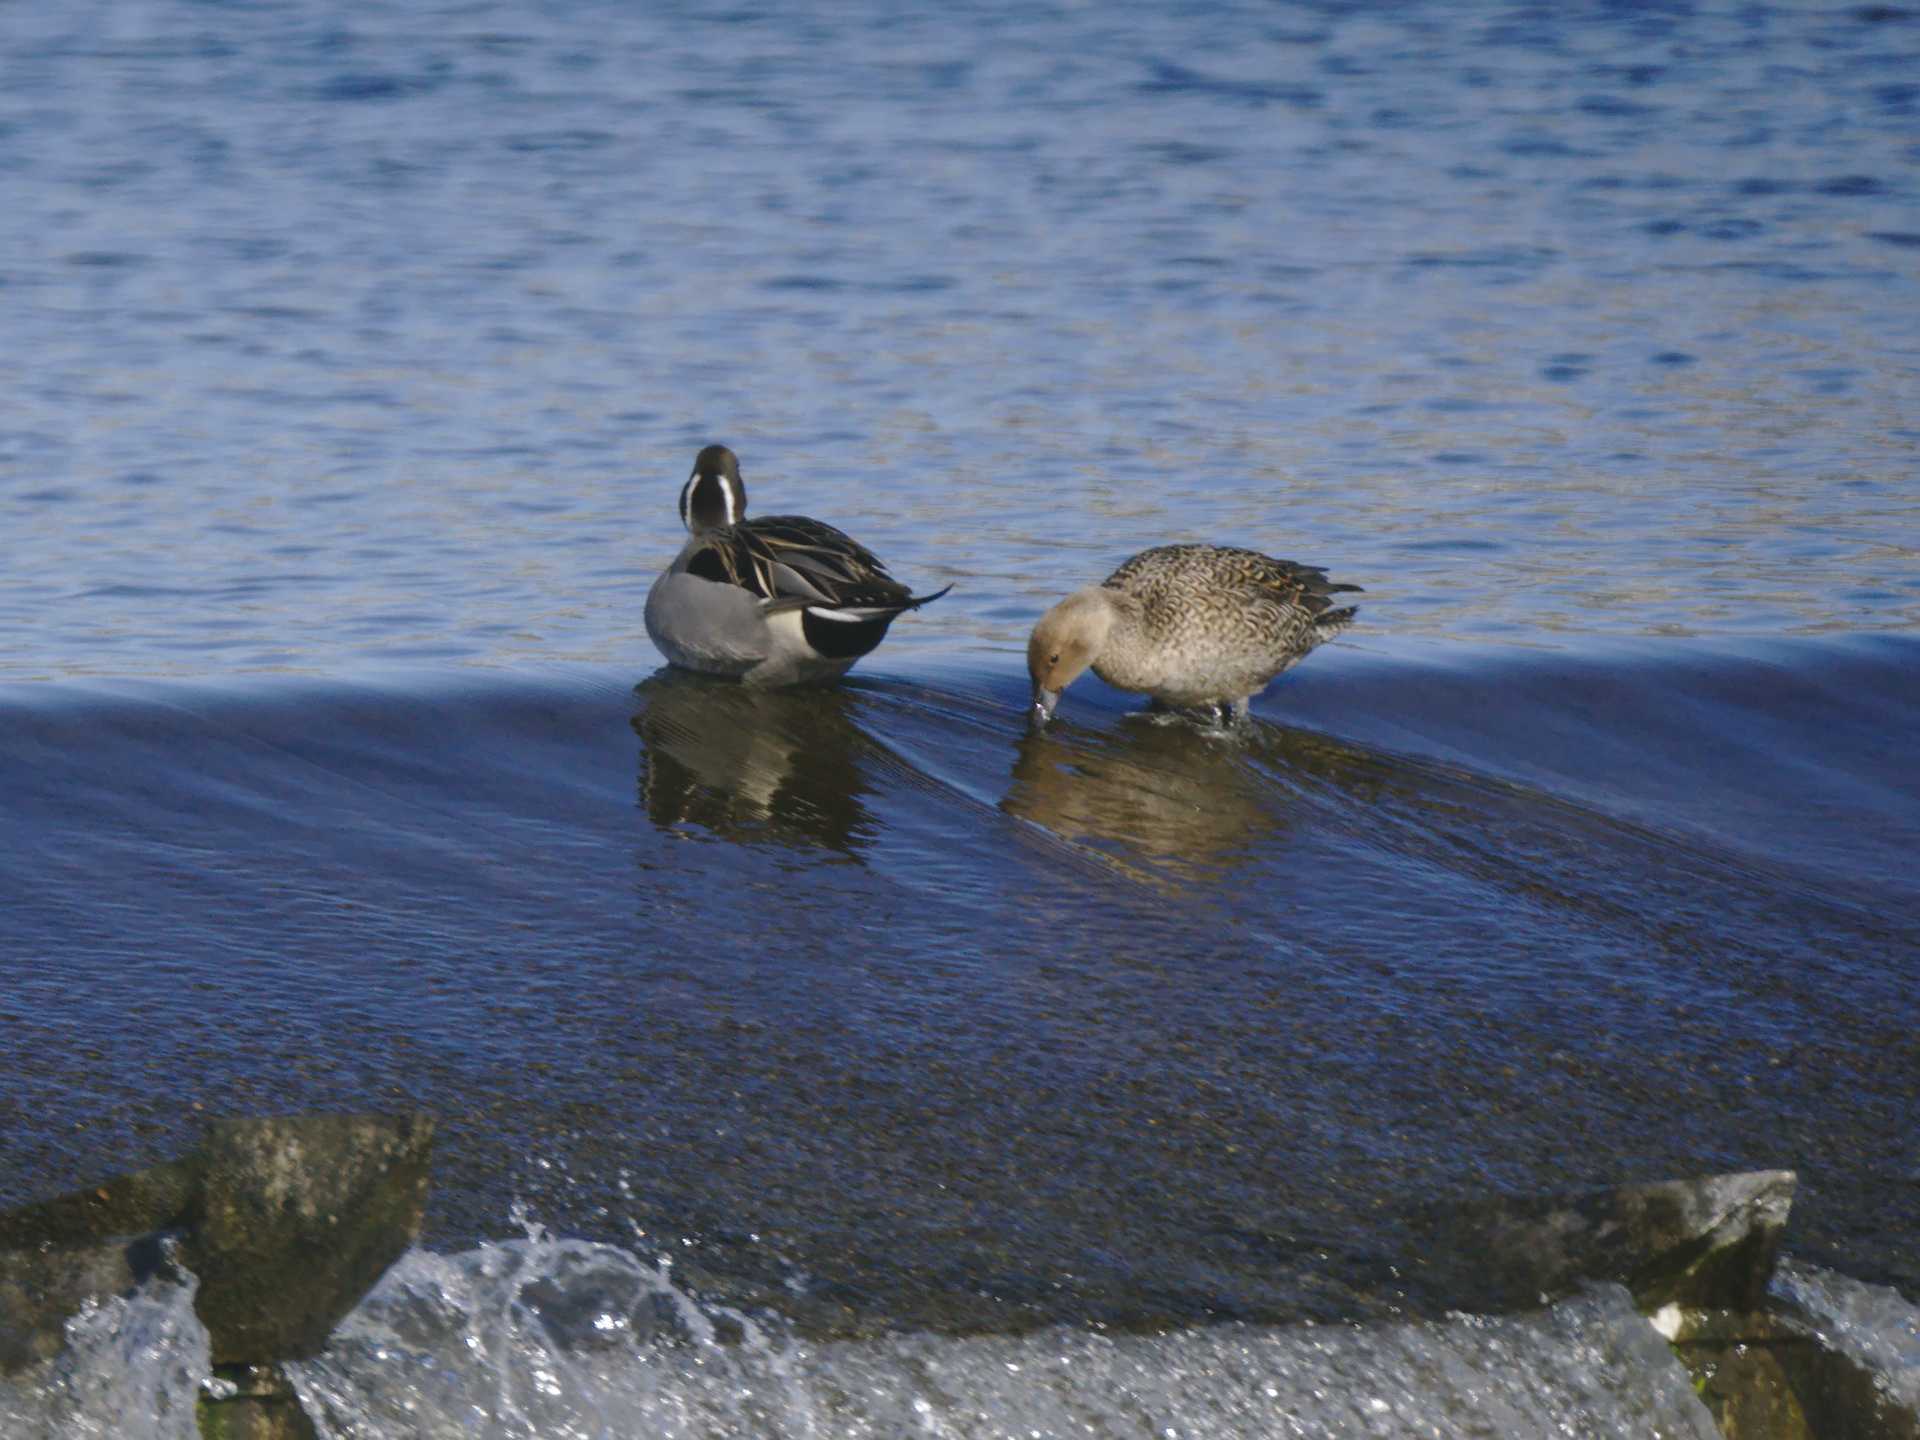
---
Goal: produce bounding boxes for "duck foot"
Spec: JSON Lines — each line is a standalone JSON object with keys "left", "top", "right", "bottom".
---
{"left": 1145, "top": 699, "right": 1247, "bottom": 727}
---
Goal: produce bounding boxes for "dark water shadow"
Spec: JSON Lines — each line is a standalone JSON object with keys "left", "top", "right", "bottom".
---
{"left": 1000, "top": 704, "right": 1527, "bottom": 898}
{"left": 1003, "top": 716, "right": 1286, "bottom": 889}
{"left": 632, "top": 668, "right": 881, "bottom": 856}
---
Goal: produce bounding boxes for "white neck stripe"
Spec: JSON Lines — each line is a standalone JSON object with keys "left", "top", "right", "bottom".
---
{"left": 680, "top": 472, "right": 740, "bottom": 533}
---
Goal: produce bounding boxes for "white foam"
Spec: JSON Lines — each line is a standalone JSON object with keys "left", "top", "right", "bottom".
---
{"left": 0, "top": 1275, "right": 210, "bottom": 1440}
{"left": 289, "top": 1238, "right": 1722, "bottom": 1439}
{"left": 28, "top": 1237, "right": 1898, "bottom": 1438}
{"left": 1774, "top": 1258, "right": 1920, "bottom": 1409}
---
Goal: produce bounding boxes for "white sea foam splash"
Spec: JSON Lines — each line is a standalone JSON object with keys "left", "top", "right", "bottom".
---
{"left": 287, "top": 1225, "right": 795, "bottom": 1439}
{"left": 1773, "top": 1258, "right": 1920, "bottom": 1410}
{"left": 26, "top": 1234, "right": 1912, "bottom": 1438}
{"left": 0, "top": 1273, "right": 210, "bottom": 1440}
{"left": 288, "top": 1232, "right": 1721, "bottom": 1440}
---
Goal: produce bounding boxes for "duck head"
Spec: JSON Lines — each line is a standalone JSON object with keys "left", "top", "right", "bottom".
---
{"left": 679, "top": 444, "right": 747, "bottom": 534}
{"left": 1027, "top": 588, "right": 1115, "bottom": 724}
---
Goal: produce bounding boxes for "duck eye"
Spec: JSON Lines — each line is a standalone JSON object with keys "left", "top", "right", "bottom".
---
{"left": 1049, "top": 652, "right": 1060, "bottom": 665}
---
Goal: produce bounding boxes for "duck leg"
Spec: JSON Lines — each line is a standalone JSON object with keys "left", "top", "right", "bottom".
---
{"left": 1146, "top": 697, "right": 1238, "bottom": 726}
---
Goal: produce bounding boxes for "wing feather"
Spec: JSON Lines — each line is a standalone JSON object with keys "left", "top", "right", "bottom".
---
{"left": 683, "top": 513, "right": 948, "bottom": 620}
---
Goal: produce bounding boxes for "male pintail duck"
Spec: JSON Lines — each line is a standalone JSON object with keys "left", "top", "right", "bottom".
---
{"left": 1028, "top": 543, "right": 1359, "bottom": 724}
{"left": 645, "top": 444, "right": 951, "bottom": 686}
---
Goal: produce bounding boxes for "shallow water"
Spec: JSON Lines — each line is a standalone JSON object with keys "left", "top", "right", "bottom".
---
{"left": 1, "top": 0, "right": 1917, "bottom": 1416}
{"left": 2, "top": 641, "right": 1915, "bottom": 1333}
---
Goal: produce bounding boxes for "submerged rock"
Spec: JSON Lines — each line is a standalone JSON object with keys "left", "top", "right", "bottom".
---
{"left": 0, "top": 1112, "right": 433, "bottom": 1379}
{"left": 1674, "top": 1261, "right": 1920, "bottom": 1440}
{"left": 0, "top": 1233, "right": 179, "bottom": 1374}
{"left": 1403, "top": 1168, "right": 1795, "bottom": 1314}
{"left": 198, "top": 1362, "right": 318, "bottom": 1440}
{"left": 0, "top": 1157, "right": 198, "bottom": 1252}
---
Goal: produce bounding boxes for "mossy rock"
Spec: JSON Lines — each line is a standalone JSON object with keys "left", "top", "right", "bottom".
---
{"left": 185, "top": 1114, "right": 435, "bottom": 1364}
{"left": 0, "top": 1112, "right": 433, "bottom": 1375}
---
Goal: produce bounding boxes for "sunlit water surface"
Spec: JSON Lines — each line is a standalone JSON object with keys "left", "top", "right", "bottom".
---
{"left": 1, "top": 0, "right": 1916, "bottom": 1431}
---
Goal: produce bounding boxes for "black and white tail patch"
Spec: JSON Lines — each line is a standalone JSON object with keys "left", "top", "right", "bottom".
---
{"left": 801, "top": 606, "right": 894, "bottom": 660}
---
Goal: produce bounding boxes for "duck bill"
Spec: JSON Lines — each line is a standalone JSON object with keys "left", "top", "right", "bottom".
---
{"left": 1030, "top": 686, "right": 1060, "bottom": 726}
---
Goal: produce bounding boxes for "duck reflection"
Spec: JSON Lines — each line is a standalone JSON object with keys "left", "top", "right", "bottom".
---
{"left": 632, "top": 670, "right": 877, "bottom": 853}
{"left": 1004, "top": 717, "right": 1284, "bottom": 885}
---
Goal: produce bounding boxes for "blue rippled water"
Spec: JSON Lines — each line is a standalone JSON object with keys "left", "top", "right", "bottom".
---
{"left": 1, "top": 0, "right": 1916, "bottom": 1345}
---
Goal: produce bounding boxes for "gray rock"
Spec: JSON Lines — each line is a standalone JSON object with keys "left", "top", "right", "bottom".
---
{"left": 0, "top": 1233, "right": 177, "bottom": 1374}
{"left": 184, "top": 1114, "right": 435, "bottom": 1364}
{"left": 1673, "top": 1305, "right": 1920, "bottom": 1440}
{"left": 0, "top": 1112, "right": 433, "bottom": 1376}
{"left": 1401, "top": 1169, "right": 1795, "bottom": 1314}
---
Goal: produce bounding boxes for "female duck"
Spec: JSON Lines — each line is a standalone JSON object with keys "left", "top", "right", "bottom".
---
{"left": 1028, "top": 544, "right": 1359, "bottom": 724}
{"left": 646, "top": 445, "right": 950, "bottom": 686}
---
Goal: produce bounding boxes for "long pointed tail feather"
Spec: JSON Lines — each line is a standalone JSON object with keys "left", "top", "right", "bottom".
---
{"left": 804, "top": 582, "right": 952, "bottom": 623}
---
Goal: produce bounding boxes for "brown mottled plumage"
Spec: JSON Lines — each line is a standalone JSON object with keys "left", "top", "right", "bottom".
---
{"left": 1028, "top": 543, "right": 1360, "bottom": 723}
